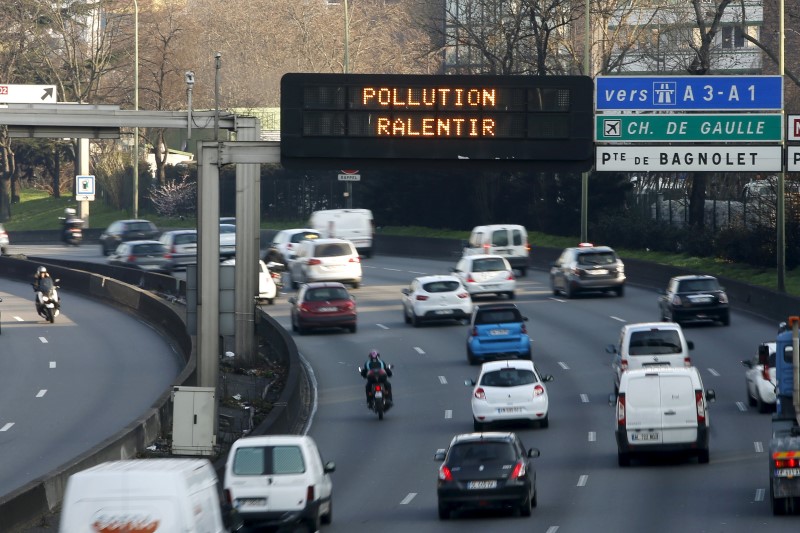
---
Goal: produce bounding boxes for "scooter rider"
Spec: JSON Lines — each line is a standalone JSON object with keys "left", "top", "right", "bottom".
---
{"left": 33, "top": 266, "right": 53, "bottom": 315}
{"left": 360, "top": 349, "right": 393, "bottom": 406}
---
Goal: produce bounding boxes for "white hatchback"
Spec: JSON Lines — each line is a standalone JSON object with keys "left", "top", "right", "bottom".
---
{"left": 466, "top": 359, "right": 553, "bottom": 431}
{"left": 451, "top": 254, "right": 516, "bottom": 300}
{"left": 742, "top": 342, "right": 777, "bottom": 413}
{"left": 401, "top": 275, "right": 473, "bottom": 327}
{"left": 289, "top": 238, "right": 362, "bottom": 289}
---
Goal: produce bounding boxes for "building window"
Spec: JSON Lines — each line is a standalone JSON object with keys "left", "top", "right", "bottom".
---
{"left": 721, "top": 26, "right": 745, "bottom": 49}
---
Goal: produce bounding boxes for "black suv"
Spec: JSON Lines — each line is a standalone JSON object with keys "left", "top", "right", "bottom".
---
{"left": 658, "top": 274, "right": 730, "bottom": 326}
{"left": 435, "top": 432, "right": 540, "bottom": 520}
{"left": 99, "top": 219, "right": 160, "bottom": 256}
{"left": 549, "top": 243, "right": 625, "bottom": 298}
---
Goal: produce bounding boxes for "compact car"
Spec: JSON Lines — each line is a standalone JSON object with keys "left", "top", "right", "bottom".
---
{"left": 99, "top": 219, "right": 160, "bottom": 256}
{"left": 466, "top": 303, "right": 531, "bottom": 365}
{"left": 435, "top": 432, "right": 539, "bottom": 520}
{"left": 219, "top": 223, "right": 236, "bottom": 258}
{"left": 264, "top": 228, "right": 321, "bottom": 264}
{"left": 288, "top": 281, "right": 357, "bottom": 334}
{"left": 288, "top": 238, "right": 362, "bottom": 289}
{"left": 742, "top": 341, "right": 777, "bottom": 413}
{"left": 158, "top": 229, "right": 197, "bottom": 271}
{"left": 550, "top": 243, "right": 625, "bottom": 298}
{"left": 106, "top": 240, "right": 169, "bottom": 273}
{"left": 658, "top": 274, "right": 730, "bottom": 326}
{"left": 467, "top": 359, "right": 553, "bottom": 431}
{"left": 401, "top": 274, "right": 472, "bottom": 327}
{"left": 451, "top": 254, "right": 516, "bottom": 300}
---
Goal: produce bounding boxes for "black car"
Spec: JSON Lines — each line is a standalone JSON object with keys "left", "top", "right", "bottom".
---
{"left": 658, "top": 274, "right": 730, "bottom": 326}
{"left": 99, "top": 219, "right": 160, "bottom": 256}
{"left": 435, "top": 432, "right": 539, "bottom": 520}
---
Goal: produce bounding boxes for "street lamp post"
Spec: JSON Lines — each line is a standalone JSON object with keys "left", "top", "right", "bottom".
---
{"left": 133, "top": 0, "right": 139, "bottom": 219}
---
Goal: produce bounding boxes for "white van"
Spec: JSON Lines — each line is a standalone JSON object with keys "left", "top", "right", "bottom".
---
{"left": 309, "top": 208, "right": 374, "bottom": 258}
{"left": 614, "top": 367, "right": 715, "bottom": 466}
{"left": 59, "top": 458, "right": 228, "bottom": 533}
{"left": 462, "top": 224, "right": 530, "bottom": 276}
{"left": 608, "top": 322, "right": 694, "bottom": 394}
{"left": 224, "top": 434, "right": 335, "bottom": 531}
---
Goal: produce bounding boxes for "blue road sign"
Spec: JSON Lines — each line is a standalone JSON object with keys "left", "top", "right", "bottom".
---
{"left": 596, "top": 76, "right": 782, "bottom": 111}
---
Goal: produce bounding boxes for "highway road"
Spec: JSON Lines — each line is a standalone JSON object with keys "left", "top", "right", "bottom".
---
{"left": 11, "top": 245, "right": 800, "bottom": 531}
{"left": 0, "top": 253, "right": 184, "bottom": 499}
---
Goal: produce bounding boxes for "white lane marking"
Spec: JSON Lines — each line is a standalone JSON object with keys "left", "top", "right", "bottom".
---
{"left": 377, "top": 324, "right": 389, "bottom": 330}
{"left": 1, "top": 423, "right": 14, "bottom": 432}
{"left": 707, "top": 368, "right": 720, "bottom": 377}
{"left": 577, "top": 475, "right": 588, "bottom": 487}
{"left": 444, "top": 410, "right": 452, "bottom": 419}
{"left": 36, "top": 390, "right": 47, "bottom": 398}
{"left": 610, "top": 316, "right": 626, "bottom": 322}
{"left": 39, "top": 337, "right": 48, "bottom": 343}
{"left": 754, "top": 441, "right": 764, "bottom": 453}
{"left": 414, "top": 347, "right": 425, "bottom": 355}
{"left": 549, "top": 297, "right": 566, "bottom": 303}
{"left": 438, "top": 376, "right": 447, "bottom": 385}
{"left": 14, "top": 316, "right": 23, "bottom": 322}
{"left": 755, "top": 488, "right": 765, "bottom": 502}
{"left": 49, "top": 362, "right": 56, "bottom": 369}
{"left": 409, "top": 271, "right": 427, "bottom": 275}
{"left": 736, "top": 402, "right": 747, "bottom": 412}
{"left": 400, "top": 493, "right": 417, "bottom": 505}
{"left": 384, "top": 268, "right": 404, "bottom": 272}
{"left": 580, "top": 394, "right": 589, "bottom": 403}
{"left": 546, "top": 528, "right": 560, "bottom": 533}
{"left": 588, "top": 432, "right": 596, "bottom": 442}
{"left": 558, "top": 362, "right": 570, "bottom": 370}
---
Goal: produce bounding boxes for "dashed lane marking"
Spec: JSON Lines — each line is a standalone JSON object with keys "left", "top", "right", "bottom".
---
{"left": 36, "top": 390, "right": 47, "bottom": 398}
{"left": 414, "top": 347, "right": 425, "bottom": 355}
{"left": 558, "top": 362, "right": 570, "bottom": 370}
{"left": 708, "top": 368, "right": 720, "bottom": 377}
{"left": 610, "top": 316, "right": 626, "bottom": 322}
{"left": 444, "top": 410, "right": 452, "bottom": 419}
{"left": 577, "top": 475, "right": 588, "bottom": 487}
{"left": 377, "top": 324, "right": 389, "bottom": 330}
{"left": 588, "top": 432, "right": 596, "bottom": 442}
{"left": 1, "top": 423, "right": 14, "bottom": 431}
{"left": 39, "top": 337, "right": 48, "bottom": 343}
{"left": 580, "top": 394, "right": 589, "bottom": 403}
{"left": 754, "top": 441, "right": 764, "bottom": 453}
{"left": 400, "top": 493, "right": 417, "bottom": 505}
{"left": 736, "top": 402, "right": 747, "bottom": 412}
{"left": 49, "top": 361, "right": 56, "bottom": 369}
{"left": 438, "top": 376, "right": 447, "bottom": 384}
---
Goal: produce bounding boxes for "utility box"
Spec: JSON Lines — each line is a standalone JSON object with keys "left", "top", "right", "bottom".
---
{"left": 171, "top": 386, "right": 216, "bottom": 456}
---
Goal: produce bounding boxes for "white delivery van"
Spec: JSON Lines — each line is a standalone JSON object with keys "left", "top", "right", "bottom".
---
{"left": 462, "top": 224, "right": 530, "bottom": 276}
{"left": 309, "top": 208, "right": 374, "bottom": 258}
{"left": 613, "top": 367, "right": 715, "bottom": 466}
{"left": 224, "top": 434, "right": 335, "bottom": 531}
{"left": 59, "top": 458, "right": 228, "bottom": 533}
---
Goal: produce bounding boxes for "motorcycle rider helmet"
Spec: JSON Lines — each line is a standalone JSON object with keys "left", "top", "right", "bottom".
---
{"left": 37, "top": 266, "right": 47, "bottom": 276}
{"left": 369, "top": 349, "right": 379, "bottom": 360}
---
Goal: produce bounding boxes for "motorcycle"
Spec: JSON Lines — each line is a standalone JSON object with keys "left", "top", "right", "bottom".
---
{"left": 33, "top": 278, "right": 61, "bottom": 324}
{"left": 358, "top": 365, "right": 394, "bottom": 420}
{"left": 60, "top": 216, "right": 83, "bottom": 246}
{"left": 266, "top": 261, "right": 284, "bottom": 290}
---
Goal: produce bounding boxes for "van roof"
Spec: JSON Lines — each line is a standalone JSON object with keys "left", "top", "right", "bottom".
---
{"left": 622, "top": 321, "right": 682, "bottom": 332}
{"left": 82, "top": 458, "right": 212, "bottom": 474}
{"left": 473, "top": 224, "right": 526, "bottom": 231}
{"left": 623, "top": 367, "right": 700, "bottom": 378}
{"left": 230, "top": 434, "right": 314, "bottom": 448}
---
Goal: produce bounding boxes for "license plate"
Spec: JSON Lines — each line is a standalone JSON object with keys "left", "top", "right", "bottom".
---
{"left": 467, "top": 480, "right": 497, "bottom": 490}
{"left": 238, "top": 498, "right": 266, "bottom": 508}
{"left": 318, "top": 307, "right": 337, "bottom": 312}
{"left": 435, "top": 309, "right": 453, "bottom": 315}
{"left": 374, "top": 391, "right": 383, "bottom": 399}
{"left": 490, "top": 329, "right": 510, "bottom": 336}
{"left": 631, "top": 432, "right": 659, "bottom": 441}
{"left": 588, "top": 269, "right": 608, "bottom": 275}
{"left": 775, "top": 468, "right": 800, "bottom": 478}
{"left": 497, "top": 407, "right": 523, "bottom": 414}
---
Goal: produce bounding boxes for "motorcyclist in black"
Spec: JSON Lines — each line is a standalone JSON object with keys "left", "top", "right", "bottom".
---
{"left": 361, "top": 349, "right": 393, "bottom": 406}
{"left": 33, "top": 266, "right": 53, "bottom": 315}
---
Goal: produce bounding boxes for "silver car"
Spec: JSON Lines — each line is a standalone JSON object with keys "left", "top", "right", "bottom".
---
{"left": 550, "top": 243, "right": 625, "bottom": 298}
{"left": 107, "top": 240, "right": 169, "bottom": 273}
{"left": 159, "top": 229, "right": 197, "bottom": 271}
{"left": 0, "top": 223, "right": 8, "bottom": 255}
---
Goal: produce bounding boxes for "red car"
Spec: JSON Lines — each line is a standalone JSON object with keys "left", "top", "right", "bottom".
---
{"left": 289, "top": 282, "right": 357, "bottom": 334}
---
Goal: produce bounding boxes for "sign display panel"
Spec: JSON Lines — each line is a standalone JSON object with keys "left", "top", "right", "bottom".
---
{"left": 789, "top": 147, "right": 800, "bottom": 172}
{"left": 596, "top": 146, "right": 782, "bottom": 172}
{"left": 595, "top": 76, "right": 782, "bottom": 111}
{"left": 595, "top": 114, "right": 782, "bottom": 143}
{"left": 281, "top": 73, "right": 593, "bottom": 169}
{"left": 0, "top": 84, "right": 57, "bottom": 103}
{"left": 789, "top": 115, "right": 800, "bottom": 141}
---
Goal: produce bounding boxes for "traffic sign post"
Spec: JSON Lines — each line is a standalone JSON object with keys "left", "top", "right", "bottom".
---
{"left": 595, "top": 114, "right": 782, "bottom": 143}
{"left": 0, "top": 84, "right": 57, "bottom": 104}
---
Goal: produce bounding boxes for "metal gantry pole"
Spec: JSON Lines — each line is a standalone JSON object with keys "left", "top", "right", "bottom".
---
{"left": 133, "top": 0, "right": 139, "bottom": 219}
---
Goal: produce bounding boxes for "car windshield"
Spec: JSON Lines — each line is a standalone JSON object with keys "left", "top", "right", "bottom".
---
{"left": 175, "top": 234, "right": 197, "bottom": 244}
{"left": 315, "top": 243, "right": 351, "bottom": 257}
{"left": 577, "top": 252, "right": 616, "bottom": 265}
{"left": 129, "top": 221, "right": 154, "bottom": 232}
{"left": 475, "top": 309, "right": 521, "bottom": 324}
{"left": 480, "top": 368, "right": 536, "bottom": 387}
{"left": 628, "top": 330, "right": 683, "bottom": 355}
{"left": 677, "top": 279, "right": 719, "bottom": 292}
{"left": 472, "top": 258, "right": 506, "bottom": 272}
{"left": 423, "top": 280, "right": 461, "bottom": 293}
{"left": 134, "top": 243, "right": 165, "bottom": 254}
{"left": 448, "top": 442, "right": 516, "bottom": 465}
{"left": 292, "top": 232, "right": 320, "bottom": 243}
{"left": 306, "top": 287, "right": 349, "bottom": 301}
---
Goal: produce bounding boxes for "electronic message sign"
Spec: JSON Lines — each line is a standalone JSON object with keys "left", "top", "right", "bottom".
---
{"left": 280, "top": 73, "right": 593, "bottom": 170}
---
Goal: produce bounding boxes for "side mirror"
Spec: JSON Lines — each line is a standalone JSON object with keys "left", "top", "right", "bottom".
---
{"left": 687, "top": 340, "right": 695, "bottom": 350}
{"left": 657, "top": 288, "right": 666, "bottom": 295}
{"left": 522, "top": 316, "right": 529, "bottom": 322}
{"left": 741, "top": 360, "right": 754, "bottom": 369}
{"left": 606, "top": 344, "right": 618, "bottom": 354}
{"left": 465, "top": 379, "right": 476, "bottom": 386}
{"left": 324, "top": 461, "right": 336, "bottom": 473}
{"left": 705, "top": 389, "right": 716, "bottom": 403}
{"left": 401, "top": 288, "right": 410, "bottom": 295}
{"left": 434, "top": 450, "right": 446, "bottom": 461}
{"left": 527, "top": 448, "right": 541, "bottom": 459}
{"left": 541, "top": 374, "right": 554, "bottom": 383}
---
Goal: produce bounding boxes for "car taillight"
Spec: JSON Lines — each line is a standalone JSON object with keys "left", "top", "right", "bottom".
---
{"left": 416, "top": 295, "right": 429, "bottom": 301}
{"left": 223, "top": 489, "right": 232, "bottom": 504}
{"left": 470, "top": 327, "right": 478, "bottom": 337}
{"left": 773, "top": 455, "right": 800, "bottom": 469}
{"left": 719, "top": 292, "right": 729, "bottom": 304}
{"left": 533, "top": 384, "right": 545, "bottom": 397}
{"left": 343, "top": 301, "right": 355, "bottom": 311}
{"left": 349, "top": 256, "right": 361, "bottom": 263}
{"left": 672, "top": 295, "right": 682, "bottom": 306}
{"left": 466, "top": 275, "right": 476, "bottom": 283}
{"left": 620, "top": 358, "right": 628, "bottom": 372}
{"left": 483, "top": 244, "right": 490, "bottom": 253}
{"left": 457, "top": 292, "right": 469, "bottom": 299}
{"left": 683, "top": 356, "right": 692, "bottom": 367}
{"left": 287, "top": 243, "right": 294, "bottom": 250}
{"left": 510, "top": 461, "right": 526, "bottom": 479}
{"left": 617, "top": 393, "right": 626, "bottom": 426}
{"left": 439, "top": 465, "right": 453, "bottom": 481}
{"left": 506, "top": 272, "right": 515, "bottom": 281}
{"left": 128, "top": 255, "right": 136, "bottom": 262}
{"left": 164, "top": 252, "right": 173, "bottom": 259}
{"left": 762, "top": 364, "right": 771, "bottom": 382}
{"left": 308, "top": 258, "right": 322, "bottom": 266}
{"left": 306, "top": 485, "right": 315, "bottom": 502}
{"left": 474, "top": 387, "right": 486, "bottom": 400}
{"left": 695, "top": 390, "right": 706, "bottom": 423}
{"left": 300, "top": 304, "right": 312, "bottom": 312}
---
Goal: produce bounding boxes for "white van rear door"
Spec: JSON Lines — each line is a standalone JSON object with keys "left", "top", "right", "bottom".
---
{"left": 624, "top": 375, "right": 664, "bottom": 444}
{"left": 228, "top": 445, "right": 309, "bottom": 513}
{"left": 659, "top": 374, "right": 698, "bottom": 443}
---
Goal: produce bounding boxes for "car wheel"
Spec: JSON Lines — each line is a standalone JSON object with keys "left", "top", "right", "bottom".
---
{"left": 321, "top": 498, "right": 333, "bottom": 525}
{"left": 297, "top": 323, "right": 307, "bottom": 335}
{"left": 519, "top": 491, "right": 532, "bottom": 517}
{"left": 305, "top": 509, "right": 322, "bottom": 532}
{"left": 437, "top": 502, "right": 451, "bottom": 520}
{"left": 349, "top": 324, "right": 357, "bottom": 334}
{"left": 100, "top": 243, "right": 109, "bottom": 256}
{"left": 531, "top": 486, "right": 537, "bottom": 508}
{"left": 564, "top": 283, "right": 573, "bottom": 299}
{"left": 467, "top": 347, "right": 478, "bottom": 366}
{"left": 618, "top": 451, "right": 631, "bottom": 467}
{"left": 539, "top": 415, "right": 549, "bottom": 429}
{"left": 352, "top": 281, "right": 360, "bottom": 289}
{"left": 746, "top": 382, "right": 757, "bottom": 407}
{"left": 756, "top": 392, "right": 770, "bottom": 413}
{"left": 403, "top": 308, "right": 411, "bottom": 324}
{"left": 411, "top": 313, "right": 420, "bottom": 328}
{"left": 698, "top": 448, "right": 710, "bottom": 464}
{"left": 721, "top": 311, "right": 731, "bottom": 326}
{"left": 551, "top": 283, "right": 559, "bottom": 296}
{"left": 507, "top": 291, "right": 516, "bottom": 300}
{"left": 518, "top": 267, "right": 527, "bottom": 277}
{"left": 615, "top": 285, "right": 625, "bottom": 297}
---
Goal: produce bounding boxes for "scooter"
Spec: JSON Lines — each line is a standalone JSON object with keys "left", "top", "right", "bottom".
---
{"left": 358, "top": 365, "right": 394, "bottom": 420}
{"left": 33, "top": 278, "right": 61, "bottom": 324}
{"left": 60, "top": 217, "right": 83, "bottom": 246}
